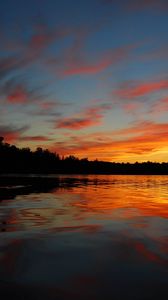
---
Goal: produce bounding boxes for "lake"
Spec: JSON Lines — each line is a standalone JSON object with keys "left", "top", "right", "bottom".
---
{"left": 0, "top": 175, "right": 168, "bottom": 299}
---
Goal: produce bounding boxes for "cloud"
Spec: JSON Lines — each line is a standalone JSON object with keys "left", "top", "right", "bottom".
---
{"left": 101, "top": 0, "right": 168, "bottom": 11}
{"left": 0, "top": 18, "right": 133, "bottom": 90}
{"left": 46, "top": 21, "right": 134, "bottom": 77}
{"left": 56, "top": 111, "right": 101, "bottom": 130}
{"left": 56, "top": 103, "right": 112, "bottom": 130}
{"left": 62, "top": 46, "right": 133, "bottom": 76}
{"left": 0, "top": 55, "right": 23, "bottom": 80}
{"left": 137, "top": 44, "right": 168, "bottom": 63}
{"left": 121, "top": 102, "right": 142, "bottom": 114}
{"left": 0, "top": 125, "right": 29, "bottom": 143}
{"left": 62, "top": 60, "right": 111, "bottom": 76}
{"left": 6, "top": 86, "right": 31, "bottom": 104}
{"left": 39, "top": 101, "right": 56, "bottom": 110}
{"left": 112, "top": 120, "right": 168, "bottom": 136}
{"left": 149, "top": 97, "right": 168, "bottom": 114}
{"left": 19, "top": 135, "right": 52, "bottom": 142}
{"left": 0, "top": 77, "right": 44, "bottom": 105}
{"left": 127, "top": 0, "right": 168, "bottom": 11}
{"left": 114, "top": 80, "right": 168, "bottom": 99}
{"left": 50, "top": 120, "right": 168, "bottom": 161}
{"left": 30, "top": 101, "right": 67, "bottom": 118}
{"left": 28, "top": 22, "right": 70, "bottom": 55}
{"left": 57, "top": 117, "right": 100, "bottom": 130}
{"left": 0, "top": 20, "right": 71, "bottom": 106}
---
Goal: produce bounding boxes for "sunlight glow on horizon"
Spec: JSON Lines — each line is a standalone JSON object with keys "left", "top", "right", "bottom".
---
{"left": 0, "top": 0, "right": 168, "bottom": 162}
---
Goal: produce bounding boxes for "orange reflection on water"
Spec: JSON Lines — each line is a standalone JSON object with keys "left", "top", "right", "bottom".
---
{"left": 0, "top": 175, "right": 167, "bottom": 232}
{"left": 61, "top": 175, "right": 168, "bottom": 219}
{"left": 135, "top": 241, "right": 168, "bottom": 266}
{"left": 0, "top": 175, "right": 167, "bottom": 298}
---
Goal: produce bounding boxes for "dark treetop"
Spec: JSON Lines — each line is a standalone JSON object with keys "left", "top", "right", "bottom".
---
{"left": 0, "top": 137, "right": 168, "bottom": 175}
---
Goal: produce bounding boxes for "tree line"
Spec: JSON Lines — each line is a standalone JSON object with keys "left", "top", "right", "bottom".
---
{"left": 0, "top": 137, "right": 168, "bottom": 174}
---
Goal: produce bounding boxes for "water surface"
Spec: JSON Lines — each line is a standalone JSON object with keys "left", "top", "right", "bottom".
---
{"left": 0, "top": 175, "right": 168, "bottom": 299}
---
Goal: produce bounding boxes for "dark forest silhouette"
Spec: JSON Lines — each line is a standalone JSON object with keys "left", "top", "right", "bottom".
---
{"left": 0, "top": 137, "right": 168, "bottom": 174}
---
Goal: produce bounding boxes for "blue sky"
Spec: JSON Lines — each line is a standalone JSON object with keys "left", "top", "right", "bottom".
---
{"left": 0, "top": 0, "right": 168, "bottom": 162}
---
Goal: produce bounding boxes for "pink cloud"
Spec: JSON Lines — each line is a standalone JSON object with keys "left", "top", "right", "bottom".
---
{"left": 122, "top": 102, "right": 142, "bottom": 113}
{"left": 62, "top": 60, "right": 111, "bottom": 76}
{"left": 127, "top": 0, "right": 168, "bottom": 11}
{"left": 150, "top": 97, "right": 168, "bottom": 114}
{"left": 140, "top": 44, "right": 168, "bottom": 61}
{"left": 56, "top": 103, "right": 112, "bottom": 130}
{"left": 112, "top": 120, "right": 168, "bottom": 136}
{"left": 46, "top": 25, "right": 134, "bottom": 77}
{"left": 60, "top": 46, "right": 132, "bottom": 76}
{"left": 102, "top": 0, "right": 168, "bottom": 11}
{"left": 115, "top": 80, "right": 168, "bottom": 99}
{"left": 0, "top": 125, "right": 28, "bottom": 143}
{"left": 57, "top": 118, "right": 100, "bottom": 130}
{"left": 50, "top": 120, "right": 168, "bottom": 161}
{"left": 2, "top": 132, "right": 20, "bottom": 143}
{"left": 19, "top": 136, "right": 52, "bottom": 142}
{"left": 7, "top": 86, "right": 29, "bottom": 104}
{"left": 28, "top": 25, "right": 70, "bottom": 53}
{"left": 39, "top": 102, "right": 56, "bottom": 110}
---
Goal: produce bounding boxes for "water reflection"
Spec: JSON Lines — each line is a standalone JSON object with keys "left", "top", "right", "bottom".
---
{"left": 0, "top": 175, "right": 168, "bottom": 299}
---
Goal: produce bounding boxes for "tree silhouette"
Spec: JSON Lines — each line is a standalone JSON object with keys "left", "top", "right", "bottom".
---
{"left": 0, "top": 137, "right": 167, "bottom": 174}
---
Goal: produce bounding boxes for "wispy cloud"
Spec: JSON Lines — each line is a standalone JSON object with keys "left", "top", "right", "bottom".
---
{"left": 114, "top": 80, "right": 168, "bottom": 99}
{"left": 0, "top": 125, "right": 29, "bottom": 143}
{"left": 46, "top": 21, "right": 135, "bottom": 77}
{"left": 6, "top": 85, "right": 34, "bottom": 104}
{"left": 19, "top": 135, "right": 52, "bottom": 142}
{"left": 149, "top": 96, "right": 168, "bottom": 114}
{"left": 56, "top": 103, "right": 112, "bottom": 130}
{"left": 50, "top": 120, "right": 168, "bottom": 161}
{"left": 28, "top": 22, "right": 69, "bottom": 54}
{"left": 0, "top": 20, "right": 71, "bottom": 106}
{"left": 61, "top": 47, "right": 130, "bottom": 76}
{"left": 102, "top": 0, "right": 168, "bottom": 11}
{"left": 112, "top": 120, "right": 168, "bottom": 136}
{"left": 0, "top": 77, "right": 45, "bottom": 104}
{"left": 127, "top": 0, "right": 168, "bottom": 11}
{"left": 121, "top": 102, "right": 142, "bottom": 114}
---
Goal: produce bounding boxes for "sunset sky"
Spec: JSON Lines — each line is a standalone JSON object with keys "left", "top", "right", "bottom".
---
{"left": 0, "top": 0, "right": 168, "bottom": 162}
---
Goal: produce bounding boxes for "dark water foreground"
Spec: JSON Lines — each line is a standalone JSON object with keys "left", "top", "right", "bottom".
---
{"left": 0, "top": 175, "right": 168, "bottom": 300}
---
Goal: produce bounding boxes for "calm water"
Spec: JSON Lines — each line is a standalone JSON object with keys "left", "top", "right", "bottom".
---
{"left": 0, "top": 175, "right": 168, "bottom": 299}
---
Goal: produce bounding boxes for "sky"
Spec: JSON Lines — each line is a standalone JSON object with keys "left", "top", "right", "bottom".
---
{"left": 0, "top": 0, "right": 168, "bottom": 162}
